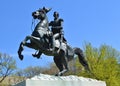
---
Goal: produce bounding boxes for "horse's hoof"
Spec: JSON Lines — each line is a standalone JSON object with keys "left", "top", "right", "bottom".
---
{"left": 19, "top": 55, "right": 24, "bottom": 60}
{"left": 55, "top": 73, "right": 63, "bottom": 76}
{"left": 32, "top": 54, "right": 40, "bottom": 59}
{"left": 55, "top": 74, "right": 58, "bottom": 76}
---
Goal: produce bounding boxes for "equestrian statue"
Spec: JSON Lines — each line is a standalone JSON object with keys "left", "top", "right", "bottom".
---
{"left": 18, "top": 7, "right": 90, "bottom": 76}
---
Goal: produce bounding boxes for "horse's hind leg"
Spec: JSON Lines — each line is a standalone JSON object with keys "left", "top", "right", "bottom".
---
{"left": 61, "top": 53, "right": 69, "bottom": 75}
{"left": 54, "top": 50, "right": 69, "bottom": 76}
{"left": 54, "top": 56, "right": 63, "bottom": 76}
{"left": 60, "top": 50, "right": 69, "bottom": 71}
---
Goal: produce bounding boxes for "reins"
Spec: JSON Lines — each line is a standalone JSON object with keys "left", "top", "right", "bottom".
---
{"left": 31, "top": 18, "right": 38, "bottom": 32}
{"left": 31, "top": 18, "right": 35, "bottom": 32}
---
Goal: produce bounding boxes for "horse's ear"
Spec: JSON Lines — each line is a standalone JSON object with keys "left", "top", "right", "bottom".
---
{"left": 43, "top": 7, "right": 52, "bottom": 13}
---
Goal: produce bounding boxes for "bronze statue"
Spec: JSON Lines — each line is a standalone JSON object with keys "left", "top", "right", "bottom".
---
{"left": 18, "top": 7, "right": 90, "bottom": 76}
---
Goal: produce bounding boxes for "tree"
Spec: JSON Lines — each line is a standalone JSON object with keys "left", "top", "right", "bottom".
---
{"left": 15, "top": 66, "right": 47, "bottom": 78}
{"left": 0, "top": 52, "right": 16, "bottom": 83}
{"left": 23, "top": 66, "right": 42, "bottom": 78}
{"left": 76, "top": 43, "right": 120, "bottom": 86}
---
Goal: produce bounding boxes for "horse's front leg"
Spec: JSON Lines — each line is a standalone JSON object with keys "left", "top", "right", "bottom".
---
{"left": 18, "top": 42, "right": 24, "bottom": 60}
{"left": 18, "top": 36, "right": 30, "bottom": 60}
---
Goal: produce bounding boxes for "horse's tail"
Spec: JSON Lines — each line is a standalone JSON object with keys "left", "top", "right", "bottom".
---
{"left": 74, "top": 47, "right": 90, "bottom": 71}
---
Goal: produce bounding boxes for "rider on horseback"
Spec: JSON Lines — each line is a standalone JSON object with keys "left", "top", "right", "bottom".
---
{"left": 32, "top": 11, "right": 67, "bottom": 57}
{"left": 18, "top": 7, "right": 90, "bottom": 75}
{"left": 49, "top": 11, "right": 67, "bottom": 52}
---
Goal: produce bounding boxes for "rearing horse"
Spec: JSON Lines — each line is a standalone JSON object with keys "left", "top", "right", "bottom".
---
{"left": 18, "top": 7, "right": 90, "bottom": 76}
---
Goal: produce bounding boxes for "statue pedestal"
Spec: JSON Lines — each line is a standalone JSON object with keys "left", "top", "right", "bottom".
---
{"left": 13, "top": 74, "right": 106, "bottom": 86}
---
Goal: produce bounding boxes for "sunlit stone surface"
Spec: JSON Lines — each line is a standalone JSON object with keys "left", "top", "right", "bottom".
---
{"left": 13, "top": 73, "right": 106, "bottom": 86}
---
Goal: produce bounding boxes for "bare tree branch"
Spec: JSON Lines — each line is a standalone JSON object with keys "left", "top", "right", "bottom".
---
{"left": 0, "top": 53, "right": 16, "bottom": 83}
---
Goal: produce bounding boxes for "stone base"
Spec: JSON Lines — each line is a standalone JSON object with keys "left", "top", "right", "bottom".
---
{"left": 13, "top": 74, "right": 106, "bottom": 86}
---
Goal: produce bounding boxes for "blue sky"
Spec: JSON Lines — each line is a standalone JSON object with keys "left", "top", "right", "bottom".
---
{"left": 0, "top": 0, "right": 120, "bottom": 69}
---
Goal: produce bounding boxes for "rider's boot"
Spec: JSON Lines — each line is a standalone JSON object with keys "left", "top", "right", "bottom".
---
{"left": 48, "top": 37, "right": 55, "bottom": 52}
{"left": 49, "top": 43, "right": 54, "bottom": 51}
{"left": 57, "top": 39, "right": 62, "bottom": 53}
{"left": 57, "top": 46, "right": 61, "bottom": 54}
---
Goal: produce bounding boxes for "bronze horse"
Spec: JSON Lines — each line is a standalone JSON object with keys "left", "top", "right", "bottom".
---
{"left": 18, "top": 7, "right": 90, "bottom": 76}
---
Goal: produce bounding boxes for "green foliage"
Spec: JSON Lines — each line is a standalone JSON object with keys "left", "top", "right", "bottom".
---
{"left": 76, "top": 43, "right": 120, "bottom": 86}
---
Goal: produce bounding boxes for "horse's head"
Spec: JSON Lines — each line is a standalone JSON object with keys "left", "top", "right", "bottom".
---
{"left": 32, "top": 7, "right": 51, "bottom": 20}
